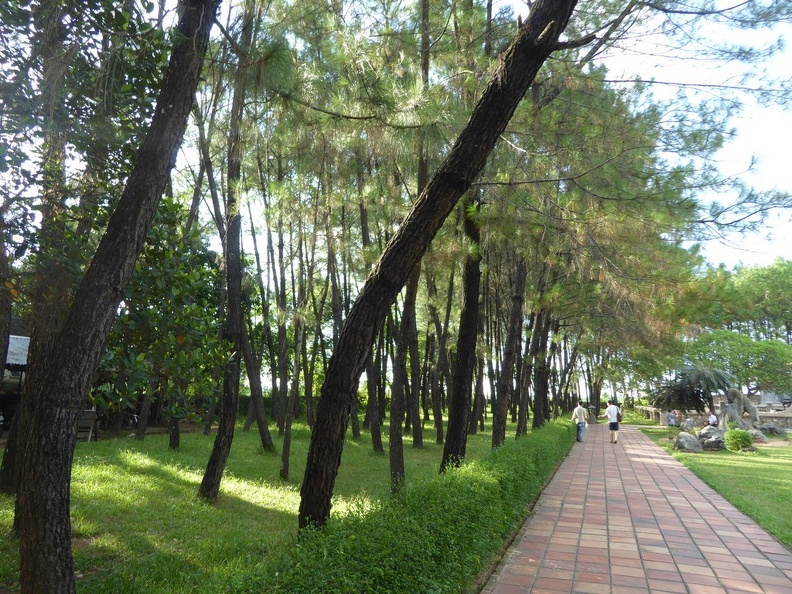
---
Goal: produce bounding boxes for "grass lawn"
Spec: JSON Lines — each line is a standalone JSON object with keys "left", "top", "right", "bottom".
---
{"left": 1, "top": 419, "right": 553, "bottom": 593}
{"left": 641, "top": 425, "right": 792, "bottom": 551}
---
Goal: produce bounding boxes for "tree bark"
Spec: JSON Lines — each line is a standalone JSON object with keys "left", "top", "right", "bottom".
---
{"left": 15, "top": 2, "right": 219, "bottom": 591}
{"left": 240, "top": 327, "right": 274, "bottom": 450}
{"left": 298, "top": 0, "right": 582, "bottom": 529}
{"left": 388, "top": 312, "right": 408, "bottom": 492}
{"left": 367, "top": 328, "right": 385, "bottom": 453}
{"left": 492, "top": 260, "right": 527, "bottom": 447}
{"left": 405, "top": 267, "right": 423, "bottom": 447}
{"left": 280, "top": 308, "right": 304, "bottom": 481}
{"left": 198, "top": 0, "right": 251, "bottom": 500}
{"left": 441, "top": 194, "right": 481, "bottom": 471}
{"left": 468, "top": 353, "right": 486, "bottom": 434}
{"left": 531, "top": 308, "right": 553, "bottom": 429}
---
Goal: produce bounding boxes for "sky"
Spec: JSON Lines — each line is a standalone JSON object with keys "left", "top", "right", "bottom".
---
{"left": 700, "top": 106, "right": 792, "bottom": 269}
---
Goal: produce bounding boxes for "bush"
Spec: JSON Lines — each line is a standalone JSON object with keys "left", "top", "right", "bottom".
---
{"left": 240, "top": 421, "right": 573, "bottom": 594}
{"left": 724, "top": 428, "right": 753, "bottom": 452}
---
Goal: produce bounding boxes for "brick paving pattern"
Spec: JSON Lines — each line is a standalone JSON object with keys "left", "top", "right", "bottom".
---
{"left": 479, "top": 423, "right": 792, "bottom": 594}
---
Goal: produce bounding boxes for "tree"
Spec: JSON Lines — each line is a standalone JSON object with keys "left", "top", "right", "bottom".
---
{"left": 651, "top": 364, "right": 736, "bottom": 413}
{"left": 684, "top": 329, "right": 792, "bottom": 396}
{"left": 298, "top": 0, "right": 584, "bottom": 529}
{"left": 14, "top": 1, "right": 220, "bottom": 591}
{"left": 440, "top": 199, "right": 481, "bottom": 470}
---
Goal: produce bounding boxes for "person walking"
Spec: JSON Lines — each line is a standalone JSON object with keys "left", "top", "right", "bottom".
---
{"left": 571, "top": 400, "right": 588, "bottom": 442}
{"left": 602, "top": 399, "right": 621, "bottom": 444}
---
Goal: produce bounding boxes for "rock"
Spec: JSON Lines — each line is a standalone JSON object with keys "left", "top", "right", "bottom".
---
{"left": 697, "top": 426, "right": 725, "bottom": 440}
{"left": 749, "top": 429, "right": 768, "bottom": 443}
{"left": 757, "top": 423, "right": 788, "bottom": 437}
{"left": 702, "top": 436, "right": 725, "bottom": 450}
{"left": 674, "top": 432, "right": 703, "bottom": 452}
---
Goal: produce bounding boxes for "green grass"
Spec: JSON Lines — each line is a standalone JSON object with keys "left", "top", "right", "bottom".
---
{"left": 0, "top": 418, "right": 574, "bottom": 593}
{"left": 641, "top": 425, "right": 792, "bottom": 550}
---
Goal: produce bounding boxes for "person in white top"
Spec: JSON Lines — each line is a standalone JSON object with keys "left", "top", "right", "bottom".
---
{"left": 571, "top": 400, "right": 588, "bottom": 442}
{"left": 601, "top": 399, "right": 621, "bottom": 444}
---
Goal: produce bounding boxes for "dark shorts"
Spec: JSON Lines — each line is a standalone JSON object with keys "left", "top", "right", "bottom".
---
{"left": 609, "top": 422, "right": 619, "bottom": 431}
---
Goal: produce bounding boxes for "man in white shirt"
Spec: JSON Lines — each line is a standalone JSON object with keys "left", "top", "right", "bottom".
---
{"left": 571, "top": 400, "right": 588, "bottom": 442}
{"left": 602, "top": 399, "right": 621, "bottom": 444}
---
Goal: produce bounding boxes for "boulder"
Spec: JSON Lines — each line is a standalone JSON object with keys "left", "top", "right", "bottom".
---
{"left": 749, "top": 429, "right": 768, "bottom": 444}
{"left": 702, "top": 436, "right": 725, "bottom": 450}
{"left": 680, "top": 418, "right": 695, "bottom": 431}
{"left": 674, "top": 432, "right": 703, "bottom": 452}
{"left": 756, "top": 423, "right": 788, "bottom": 437}
{"left": 697, "top": 426, "right": 725, "bottom": 440}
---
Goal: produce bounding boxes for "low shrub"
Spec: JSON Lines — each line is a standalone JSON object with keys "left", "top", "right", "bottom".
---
{"left": 240, "top": 421, "right": 573, "bottom": 594}
{"left": 724, "top": 428, "right": 753, "bottom": 452}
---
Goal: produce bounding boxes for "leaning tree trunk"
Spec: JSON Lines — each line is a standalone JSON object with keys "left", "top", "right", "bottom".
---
{"left": 15, "top": 2, "right": 219, "bottom": 591}
{"left": 298, "top": 0, "right": 584, "bottom": 529}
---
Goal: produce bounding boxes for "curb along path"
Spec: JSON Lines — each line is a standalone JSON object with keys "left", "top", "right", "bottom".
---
{"left": 479, "top": 423, "right": 792, "bottom": 593}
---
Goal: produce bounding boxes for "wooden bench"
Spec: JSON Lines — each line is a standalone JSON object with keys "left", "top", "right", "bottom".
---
{"left": 77, "top": 409, "right": 97, "bottom": 442}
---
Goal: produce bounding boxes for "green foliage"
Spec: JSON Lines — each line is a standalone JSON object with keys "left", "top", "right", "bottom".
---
{"left": 684, "top": 329, "right": 792, "bottom": 395}
{"left": 651, "top": 364, "right": 735, "bottom": 413}
{"left": 92, "top": 195, "right": 225, "bottom": 424}
{"left": 0, "top": 420, "right": 572, "bottom": 593}
{"left": 724, "top": 428, "right": 753, "bottom": 452}
{"left": 245, "top": 422, "right": 571, "bottom": 594}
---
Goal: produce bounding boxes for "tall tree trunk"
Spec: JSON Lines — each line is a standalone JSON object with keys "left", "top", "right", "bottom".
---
{"left": 441, "top": 194, "right": 481, "bottom": 471}
{"left": 516, "top": 316, "right": 534, "bottom": 437}
{"left": 15, "top": 2, "right": 218, "bottom": 590}
{"left": 427, "top": 269, "right": 453, "bottom": 444}
{"left": 492, "top": 260, "right": 527, "bottom": 447}
{"left": 240, "top": 328, "right": 274, "bottom": 450}
{"left": 0, "top": 245, "right": 13, "bottom": 492}
{"left": 531, "top": 308, "right": 553, "bottom": 429}
{"left": 243, "top": 199, "right": 276, "bottom": 444}
{"left": 468, "top": 353, "right": 486, "bottom": 434}
{"left": 299, "top": 0, "right": 582, "bottom": 528}
{"left": 197, "top": 0, "right": 250, "bottom": 500}
{"left": 405, "top": 267, "right": 423, "bottom": 447}
{"left": 6, "top": 0, "right": 74, "bottom": 505}
{"left": 280, "top": 304, "right": 304, "bottom": 480}
{"left": 0, "top": 246, "right": 12, "bottom": 376}
{"left": 275, "top": 217, "right": 289, "bottom": 433}
{"left": 367, "top": 328, "right": 385, "bottom": 453}
{"left": 388, "top": 313, "right": 407, "bottom": 492}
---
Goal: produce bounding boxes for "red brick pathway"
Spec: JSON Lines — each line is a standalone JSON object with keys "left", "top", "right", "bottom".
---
{"left": 479, "top": 423, "right": 792, "bottom": 593}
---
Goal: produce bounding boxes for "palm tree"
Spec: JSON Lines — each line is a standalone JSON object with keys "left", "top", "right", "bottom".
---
{"left": 652, "top": 364, "right": 736, "bottom": 413}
